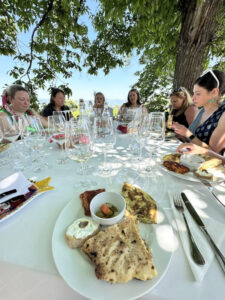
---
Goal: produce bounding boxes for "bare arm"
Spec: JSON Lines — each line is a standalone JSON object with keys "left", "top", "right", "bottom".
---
{"left": 176, "top": 143, "right": 225, "bottom": 165}
{"left": 184, "top": 105, "right": 199, "bottom": 125}
{"left": 209, "top": 112, "right": 225, "bottom": 154}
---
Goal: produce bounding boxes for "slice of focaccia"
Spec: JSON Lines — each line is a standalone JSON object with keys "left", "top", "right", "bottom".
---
{"left": 121, "top": 183, "right": 157, "bottom": 224}
{"left": 82, "top": 217, "right": 157, "bottom": 283}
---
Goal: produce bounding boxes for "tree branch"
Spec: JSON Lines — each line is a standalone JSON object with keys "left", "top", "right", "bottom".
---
{"left": 25, "top": 0, "right": 54, "bottom": 78}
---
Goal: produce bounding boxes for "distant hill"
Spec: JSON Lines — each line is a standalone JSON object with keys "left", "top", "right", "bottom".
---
{"left": 39, "top": 98, "right": 124, "bottom": 107}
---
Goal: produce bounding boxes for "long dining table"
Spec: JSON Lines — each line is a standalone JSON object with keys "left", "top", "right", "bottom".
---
{"left": 0, "top": 131, "right": 225, "bottom": 300}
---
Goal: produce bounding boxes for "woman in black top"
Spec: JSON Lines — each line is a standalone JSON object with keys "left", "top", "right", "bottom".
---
{"left": 42, "top": 88, "right": 70, "bottom": 118}
{"left": 172, "top": 70, "right": 225, "bottom": 154}
{"left": 169, "top": 87, "right": 198, "bottom": 127}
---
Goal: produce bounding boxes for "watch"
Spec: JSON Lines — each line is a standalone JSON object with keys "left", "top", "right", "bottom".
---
{"left": 189, "top": 134, "right": 195, "bottom": 140}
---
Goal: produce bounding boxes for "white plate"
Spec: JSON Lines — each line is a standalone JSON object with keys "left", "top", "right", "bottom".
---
{"left": 160, "top": 163, "right": 225, "bottom": 183}
{"left": 52, "top": 194, "right": 173, "bottom": 300}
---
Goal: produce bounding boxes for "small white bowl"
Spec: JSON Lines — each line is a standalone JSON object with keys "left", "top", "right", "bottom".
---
{"left": 90, "top": 192, "right": 126, "bottom": 226}
{"left": 180, "top": 153, "right": 205, "bottom": 171}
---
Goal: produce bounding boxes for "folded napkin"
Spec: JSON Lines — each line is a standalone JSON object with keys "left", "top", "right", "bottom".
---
{"left": 0, "top": 172, "right": 31, "bottom": 204}
{"left": 117, "top": 124, "right": 127, "bottom": 134}
{"left": 168, "top": 191, "right": 225, "bottom": 281}
{"left": 0, "top": 172, "right": 54, "bottom": 222}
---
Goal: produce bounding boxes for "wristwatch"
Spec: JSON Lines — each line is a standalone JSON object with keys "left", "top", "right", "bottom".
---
{"left": 189, "top": 134, "right": 195, "bottom": 140}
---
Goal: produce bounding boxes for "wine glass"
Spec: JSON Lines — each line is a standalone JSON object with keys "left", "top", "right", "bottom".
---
{"left": 93, "top": 116, "right": 116, "bottom": 175}
{"left": 134, "top": 115, "right": 149, "bottom": 162}
{"left": 69, "top": 120, "right": 93, "bottom": 187}
{"left": 0, "top": 116, "right": 20, "bottom": 144}
{"left": 145, "top": 115, "right": 165, "bottom": 174}
{"left": 29, "top": 117, "right": 49, "bottom": 171}
{"left": 51, "top": 114, "right": 67, "bottom": 164}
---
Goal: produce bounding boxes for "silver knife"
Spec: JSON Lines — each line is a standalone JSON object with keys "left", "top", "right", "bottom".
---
{"left": 181, "top": 192, "right": 225, "bottom": 274}
{"left": 0, "top": 189, "right": 17, "bottom": 199}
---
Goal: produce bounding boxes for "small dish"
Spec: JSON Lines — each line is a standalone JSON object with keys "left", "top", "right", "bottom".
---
{"left": 180, "top": 153, "right": 205, "bottom": 171}
{"left": 90, "top": 192, "right": 126, "bottom": 226}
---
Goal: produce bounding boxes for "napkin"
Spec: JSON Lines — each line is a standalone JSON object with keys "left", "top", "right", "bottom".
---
{"left": 0, "top": 172, "right": 31, "bottom": 204}
{"left": 117, "top": 124, "right": 127, "bottom": 134}
{"left": 168, "top": 191, "right": 225, "bottom": 281}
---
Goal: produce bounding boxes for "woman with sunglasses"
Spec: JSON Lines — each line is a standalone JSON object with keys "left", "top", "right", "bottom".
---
{"left": 169, "top": 87, "right": 198, "bottom": 127}
{"left": 172, "top": 70, "right": 225, "bottom": 154}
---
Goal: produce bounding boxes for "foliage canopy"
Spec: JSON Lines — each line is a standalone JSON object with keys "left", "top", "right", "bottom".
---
{"left": 0, "top": 0, "right": 224, "bottom": 110}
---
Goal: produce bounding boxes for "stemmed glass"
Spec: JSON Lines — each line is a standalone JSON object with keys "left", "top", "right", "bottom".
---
{"left": 0, "top": 116, "right": 20, "bottom": 144}
{"left": 28, "top": 117, "right": 49, "bottom": 172}
{"left": 135, "top": 115, "right": 149, "bottom": 162}
{"left": 94, "top": 116, "right": 116, "bottom": 175}
{"left": 69, "top": 120, "right": 94, "bottom": 187}
{"left": 51, "top": 113, "right": 67, "bottom": 164}
{"left": 145, "top": 114, "right": 165, "bottom": 173}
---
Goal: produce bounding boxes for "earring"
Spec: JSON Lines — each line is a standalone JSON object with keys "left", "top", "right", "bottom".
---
{"left": 209, "top": 99, "right": 214, "bottom": 104}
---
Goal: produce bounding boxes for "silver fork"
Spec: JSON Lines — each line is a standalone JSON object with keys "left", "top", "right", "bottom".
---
{"left": 173, "top": 194, "right": 205, "bottom": 265}
{"left": 199, "top": 178, "right": 225, "bottom": 207}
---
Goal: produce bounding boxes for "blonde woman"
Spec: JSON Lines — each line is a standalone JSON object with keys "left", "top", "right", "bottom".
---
{"left": 169, "top": 87, "right": 198, "bottom": 127}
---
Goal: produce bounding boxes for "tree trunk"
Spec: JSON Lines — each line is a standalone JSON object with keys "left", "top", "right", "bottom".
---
{"left": 173, "top": 0, "right": 223, "bottom": 93}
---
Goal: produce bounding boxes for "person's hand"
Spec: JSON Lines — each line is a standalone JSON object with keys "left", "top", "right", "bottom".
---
{"left": 176, "top": 143, "right": 208, "bottom": 155}
{"left": 172, "top": 122, "right": 191, "bottom": 138}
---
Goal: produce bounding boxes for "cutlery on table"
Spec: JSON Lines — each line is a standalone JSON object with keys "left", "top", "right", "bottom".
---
{"left": 173, "top": 194, "right": 205, "bottom": 265}
{"left": 199, "top": 178, "right": 225, "bottom": 207}
{"left": 0, "top": 189, "right": 17, "bottom": 199}
{"left": 181, "top": 192, "right": 225, "bottom": 273}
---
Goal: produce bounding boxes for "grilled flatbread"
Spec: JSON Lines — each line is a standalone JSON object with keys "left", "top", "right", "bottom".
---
{"left": 162, "top": 153, "right": 181, "bottom": 163}
{"left": 121, "top": 183, "right": 157, "bottom": 224}
{"left": 82, "top": 217, "right": 157, "bottom": 283}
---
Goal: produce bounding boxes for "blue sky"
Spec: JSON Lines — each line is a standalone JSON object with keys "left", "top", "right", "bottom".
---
{"left": 0, "top": 1, "right": 141, "bottom": 104}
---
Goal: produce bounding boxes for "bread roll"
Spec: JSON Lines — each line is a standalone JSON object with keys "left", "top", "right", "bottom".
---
{"left": 194, "top": 169, "right": 212, "bottom": 180}
{"left": 66, "top": 217, "right": 100, "bottom": 248}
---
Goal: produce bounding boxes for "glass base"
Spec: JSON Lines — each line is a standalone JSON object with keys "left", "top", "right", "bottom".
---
{"left": 117, "top": 168, "right": 139, "bottom": 185}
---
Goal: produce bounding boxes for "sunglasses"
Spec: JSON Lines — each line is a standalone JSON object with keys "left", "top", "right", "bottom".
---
{"left": 201, "top": 69, "right": 219, "bottom": 88}
{"left": 172, "top": 87, "right": 185, "bottom": 94}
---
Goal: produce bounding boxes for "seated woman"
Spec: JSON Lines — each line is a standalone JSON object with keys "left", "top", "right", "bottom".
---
{"left": 118, "top": 88, "right": 148, "bottom": 121}
{"left": 172, "top": 70, "right": 225, "bottom": 154}
{"left": 42, "top": 87, "right": 70, "bottom": 119}
{"left": 0, "top": 84, "right": 47, "bottom": 126}
{"left": 168, "top": 87, "right": 198, "bottom": 127}
{"left": 176, "top": 143, "right": 225, "bottom": 165}
{"left": 93, "top": 92, "right": 113, "bottom": 117}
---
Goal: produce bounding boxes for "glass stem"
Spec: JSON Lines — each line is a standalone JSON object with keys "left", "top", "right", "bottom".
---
{"left": 103, "top": 151, "right": 108, "bottom": 171}
{"left": 139, "top": 143, "right": 143, "bottom": 160}
{"left": 81, "top": 161, "right": 85, "bottom": 175}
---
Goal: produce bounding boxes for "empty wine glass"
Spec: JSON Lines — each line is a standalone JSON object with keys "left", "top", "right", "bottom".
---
{"left": 51, "top": 114, "right": 67, "bottom": 164}
{"left": 145, "top": 115, "right": 165, "bottom": 174}
{"left": 69, "top": 120, "right": 94, "bottom": 187}
{"left": 0, "top": 116, "right": 20, "bottom": 144}
{"left": 94, "top": 116, "right": 116, "bottom": 175}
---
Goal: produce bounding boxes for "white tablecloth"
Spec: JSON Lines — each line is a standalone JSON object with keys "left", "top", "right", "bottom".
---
{"left": 0, "top": 135, "right": 225, "bottom": 300}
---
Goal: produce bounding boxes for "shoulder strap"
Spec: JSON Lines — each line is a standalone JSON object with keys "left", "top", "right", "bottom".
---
{"left": 188, "top": 108, "right": 204, "bottom": 134}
